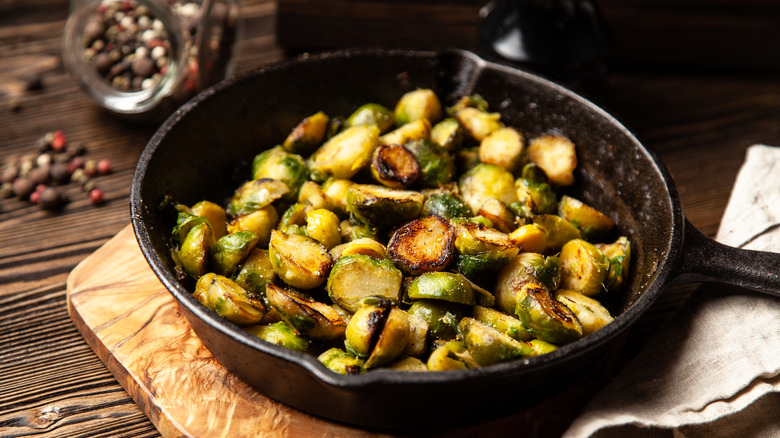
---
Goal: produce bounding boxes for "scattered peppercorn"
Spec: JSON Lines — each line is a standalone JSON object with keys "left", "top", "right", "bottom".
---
{"left": 89, "top": 188, "right": 105, "bottom": 205}
{"left": 12, "top": 177, "right": 35, "bottom": 199}
{"left": 39, "top": 187, "right": 65, "bottom": 210}
{"left": 97, "top": 159, "right": 112, "bottom": 175}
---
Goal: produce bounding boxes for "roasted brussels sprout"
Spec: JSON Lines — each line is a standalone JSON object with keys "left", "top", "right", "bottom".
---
{"left": 387, "top": 215, "right": 456, "bottom": 275}
{"left": 394, "top": 88, "right": 443, "bottom": 126}
{"left": 179, "top": 222, "right": 215, "bottom": 278}
{"left": 407, "top": 271, "right": 475, "bottom": 305}
{"left": 172, "top": 211, "right": 209, "bottom": 245}
{"left": 305, "top": 208, "right": 341, "bottom": 250}
{"left": 555, "top": 289, "right": 614, "bottom": 335}
{"left": 282, "top": 111, "right": 330, "bottom": 154}
{"left": 339, "top": 218, "right": 377, "bottom": 242}
{"left": 515, "top": 177, "right": 557, "bottom": 216}
{"left": 321, "top": 178, "right": 353, "bottom": 215}
{"left": 477, "top": 198, "right": 516, "bottom": 233}
{"left": 227, "top": 178, "right": 290, "bottom": 217}
{"left": 407, "top": 299, "right": 464, "bottom": 341}
{"left": 308, "top": 124, "right": 379, "bottom": 180}
{"left": 596, "top": 236, "right": 632, "bottom": 292}
{"left": 345, "top": 103, "right": 394, "bottom": 133}
{"left": 403, "top": 139, "right": 456, "bottom": 188}
{"left": 318, "top": 347, "right": 364, "bottom": 374}
{"left": 190, "top": 200, "right": 228, "bottom": 240}
{"left": 329, "top": 237, "right": 388, "bottom": 261}
{"left": 472, "top": 305, "right": 532, "bottom": 342}
{"left": 509, "top": 223, "right": 548, "bottom": 254}
{"left": 268, "top": 229, "right": 331, "bottom": 289}
{"left": 559, "top": 238, "right": 610, "bottom": 296}
{"left": 387, "top": 356, "right": 428, "bottom": 371}
{"left": 346, "top": 184, "right": 424, "bottom": 229}
{"left": 370, "top": 143, "right": 420, "bottom": 189}
{"left": 458, "top": 163, "right": 518, "bottom": 214}
{"left": 426, "top": 340, "right": 479, "bottom": 371}
{"left": 233, "top": 248, "right": 275, "bottom": 296}
{"left": 430, "top": 117, "right": 464, "bottom": 151}
{"left": 345, "top": 303, "right": 410, "bottom": 369}
{"left": 251, "top": 146, "right": 308, "bottom": 200}
{"left": 454, "top": 221, "right": 519, "bottom": 278}
{"left": 515, "top": 283, "right": 583, "bottom": 344}
{"left": 265, "top": 284, "right": 346, "bottom": 340}
{"left": 193, "top": 273, "right": 266, "bottom": 325}
{"left": 421, "top": 192, "right": 472, "bottom": 219}
{"left": 495, "top": 252, "right": 561, "bottom": 314}
{"left": 454, "top": 106, "right": 503, "bottom": 142}
{"left": 327, "top": 255, "right": 403, "bottom": 312}
{"left": 210, "top": 231, "right": 260, "bottom": 277}
{"left": 526, "top": 134, "right": 577, "bottom": 186}
{"left": 558, "top": 195, "right": 614, "bottom": 241}
{"left": 459, "top": 317, "right": 535, "bottom": 366}
{"left": 226, "top": 205, "right": 278, "bottom": 247}
{"left": 479, "top": 127, "right": 525, "bottom": 172}
{"left": 533, "top": 214, "right": 582, "bottom": 253}
{"left": 379, "top": 119, "right": 431, "bottom": 146}
{"left": 297, "top": 180, "right": 333, "bottom": 211}
{"left": 245, "top": 321, "right": 310, "bottom": 353}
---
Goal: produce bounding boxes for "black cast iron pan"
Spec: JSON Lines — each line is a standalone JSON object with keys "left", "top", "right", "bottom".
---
{"left": 130, "top": 48, "right": 780, "bottom": 431}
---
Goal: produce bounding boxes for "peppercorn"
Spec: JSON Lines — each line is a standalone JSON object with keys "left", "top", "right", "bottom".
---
{"left": 39, "top": 187, "right": 65, "bottom": 210}
{"left": 97, "top": 159, "right": 112, "bottom": 175}
{"left": 89, "top": 188, "right": 105, "bottom": 205}
{"left": 50, "top": 162, "right": 70, "bottom": 184}
{"left": 12, "top": 177, "right": 35, "bottom": 199}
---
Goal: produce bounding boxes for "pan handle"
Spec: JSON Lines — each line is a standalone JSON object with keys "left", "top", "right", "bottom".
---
{"left": 673, "top": 219, "right": 780, "bottom": 296}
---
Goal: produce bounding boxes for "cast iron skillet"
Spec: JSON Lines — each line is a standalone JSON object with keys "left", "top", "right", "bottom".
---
{"left": 130, "top": 48, "right": 780, "bottom": 431}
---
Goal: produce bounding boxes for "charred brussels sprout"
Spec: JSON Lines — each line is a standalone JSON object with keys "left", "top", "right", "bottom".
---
{"left": 515, "top": 177, "right": 557, "bottom": 216}
{"left": 387, "top": 215, "right": 456, "bottom": 275}
{"left": 179, "top": 222, "right": 215, "bottom": 278}
{"left": 558, "top": 195, "right": 614, "bottom": 241}
{"left": 193, "top": 273, "right": 266, "bottom": 325}
{"left": 454, "top": 221, "right": 519, "bottom": 278}
{"left": 555, "top": 289, "right": 614, "bottom": 335}
{"left": 533, "top": 214, "right": 582, "bottom": 252}
{"left": 370, "top": 143, "right": 420, "bottom": 189}
{"left": 473, "top": 305, "right": 532, "bottom": 342}
{"left": 297, "top": 180, "right": 333, "bottom": 211}
{"left": 307, "top": 124, "right": 379, "bottom": 180}
{"left": 430, "top": 118, "right": 464, "bottom": 151}
{"left": 190, "top": 200, "right": 228, "bottom": 240}
{"left": 394, "top": 88, "right": 443, "bottom": 126}
{"left": 426, "top": 340, "right": 479, "bottom": 371}
{"left": 330, "top": 237, "right": 388, "bottom": 261}
{"left": 251, "top": 147, "right": 308, "bottom": 200}
{"left": 226, "top": 205, "right": 278, "bottom": 247}
{"left": 211, "top": 231, "right": 260, "bottom": 277}
{"left": 318, "top": 348, "right": 364, "bottom": 374}
{"left": 479, "top": 127, "right": 525, "bottom": 172}
{"left": 407, "top": 272, "right": 475, "bottom": 305}
{"left": 515, "top": 283, "right": 583, "bottom": 344}
{"left": 346, "top": 184, "right": 424, "bottom": 229}
{"left": 227, "top": 178, "right": 290, "bottom": 217}
{"left": 526, "top": 134, "right": 577, "bottom": 186}
{"left": 559, "top": 238, "right": 610, "bottom": 296}
{"left": 268, "top": 229, "right": 331, "bottom": 289}
{"left": 477, "top": 198, "right": 516, "bottom": 233}
{"left": 346, "top": 103, "right": 394, "bottom": 133}
{"left": 496, "top": 252, "right": 561, "bottom": 314}
{"left": 282, "top": 111, "right": 330, "bottom": 155}
{"left": 233, "top": 248, "right": 275, "bottom": 296}
{"left": 379, "top": 119, "right": 431, "bottom": 146}
{"left": 345, "top": 303, "right": 411, "bottom": 369}
{"left": 404, "top": 139, "right": 455, "bottom": 188}
{"left": 454, "top": 106, "right": 503, "bottom": 142}
{"left": 458, "top": 163, "right": 518, "bottom": 214}
{"left": 407, "top": 299, "right": 464, "bottom": 341}
{"left": 245, "top": 321, "right": 310, "bottom": 353}
{"left": 327, "top": 255, "right": 403, "bottom": 312}
{"left": 459, "top": 317, "right": 535, "bottom": 366}
{"left": 596, "top": 236, "right": 632, "bottom": 292}
{"left": 509, "top": 223, "right": 548, "bottom": 254}
{"left": 265, "top": 283, "right": 346, "bottom": 340}
{"left": 421, "top": 192, "right": 471, "bottom": 219}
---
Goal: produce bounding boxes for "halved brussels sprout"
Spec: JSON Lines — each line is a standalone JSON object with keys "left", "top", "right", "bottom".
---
{"left": 404, "top": 312, "right": 429, "bottom": 357}
{"left": 430, "top": 117, "right": 464, "bottom": 151}
{"left": 407, "top": 272, "right": 475, "bottom": 305}
{"left": 472, "top": 305, "right": 532, "bottom": 342}
{"left": 555, "top": 289, "right": 614, "bottom": 335}
{"left": 558, "top": 195, "right": 614, "bottom": 241}
{"left": 520, "top": 162, "right": 550, "bottom": 184}
{"left": 421, "top": 192, "right": 471, "bottom": 219}
{"left": 211, "top": 231, "right": 260, "bottom": 277}
{"left": 329, "top": 238, "right": 388, "bottom": 261}
{"left": 394, "top": 88, "right": 443, "bottom": 126}
{"left": 297, "top": 180, "right": 333, "bottom": 211}
{"left": 495, "top": 252, "right": 561, "bottom": 314}
{"left": 245, "top": 321, "right": 310, "bottom": 353}
{"left": 477, "top": 198, "right": 516, "bottom": 233}
{"left": 533, "top": 214, "right": 582, "bottom": 252}
{"left": 407, "top": 299, "right": 464, "bottom": 341}
{"left": 346, "top": 184, "right": 424, "bottom": 229}
{"left": 318, "top": 347, "right": 364, "bottom": 375}
{"left": 339, "top": 218, "right": 377, "bottom": 242}
{"left": 265, "top": 283, "right": 346, "bottom": 340}
{"left": 447, "top": 93, "right": 489, "bottom": 114}
{"left": 595, "top": 236, "right": 632, "bottom": 292}
{"left": 454, "top": 106, "right": 503, "bottom": 142}
{"left": 226, "top": 178, "right": 290, "bottom": 217}
{"left": 528, "top": 339, "right": 559, "bottom": 356}
{"left": 251, "top": 147, "right": 308, "bottom": 200}
{"left": 193, "top": 273, "right": 266, "bottom": 325}
{"left": 268, "top": 229, "right": 331, "bottom": 289}
{"left": 345, "top": 303, "right": 410, "bottom": 369}
{"left": 515, "top": 282, "right": 583, "bottom": 344}
{"left": 509, "top": 223, "right": 548, "bottom": 254}
{"left": 370, "top": 143, "right": 420, "bottom": 189}
{"left": 387, "top": 215, "right": 456, "bottom": 275}
{"left": 282, "top": 111, "right": 330, "bottom": 154}
{"left": 388, "top": 356, "right": 428, "bottom": 371}
{"left": 404, "top": 139, "right": 455, "bottom": 188}
{"left": 172, "top": 211, "right": 209, "bottom": 245}
{"left": 515, "top": 177, "right": 557, "bottom": 216}
{"left": 326, "top": 254, "right": 403, "bottom": 312}
{"left": 179, "top": 222, "right": 215, "bottom": 278}
{"left": 458, "top": 163, "right": 519, "bottom": 214}
{"left": 233, "top": 248, "right": 275, "bottom": 296}
{"left": 305, "top": 208, "right": 341, "bottom": 249}
{"left": 454, "top": 221, "right": 519, "bottom": 278}
{"left": 308, "top": 124, "right": 379, "bottom": 180}
{"left": 479, "top": 126, "right": 525, "bottom": 172}
{"left": 378, "top": 119, "right": 431, "bottom": 146}
{"left": 191, "top": 200, "right": 228, "bottom": 240}
{"left": 321, "top": 178, "right": 353, "bottom": 215}
{"left": 459, "top": 317, "right": 535, "bottom": 366}
{"left": 526, "top": 134, "right": 577, "bottom": 186}
{"left": 346, "top": 103, "right": 395, "bottom": 133}
{"left": 426, "top": 340, "right": 479, "bottom": 371}
{"left": 226, "top": 204, "right": 278, "bottom": 247}
{"left": 559, "top": 238, "right": 610, "bottom": 296}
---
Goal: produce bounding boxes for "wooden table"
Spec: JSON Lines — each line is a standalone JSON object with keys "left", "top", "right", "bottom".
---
{"left": 2, "top": 1, "right": 779, "bottom": 437}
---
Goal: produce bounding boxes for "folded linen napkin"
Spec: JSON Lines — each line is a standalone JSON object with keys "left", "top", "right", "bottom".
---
{"left": 563, "top": 144, "right": 780, "bottom": 438}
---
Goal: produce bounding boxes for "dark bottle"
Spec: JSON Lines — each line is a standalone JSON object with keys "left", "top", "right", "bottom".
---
{"left": 478, "top": 0, "right": 610, "bottom": 92}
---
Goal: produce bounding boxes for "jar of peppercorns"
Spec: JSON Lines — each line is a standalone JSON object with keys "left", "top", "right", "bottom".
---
{"left": 62, "top": 0, "right": 240, "bottom": 120}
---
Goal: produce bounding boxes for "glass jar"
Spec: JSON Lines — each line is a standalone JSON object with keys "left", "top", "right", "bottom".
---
{"left": 63, "top": 0, "right": 241, "bottom": 120}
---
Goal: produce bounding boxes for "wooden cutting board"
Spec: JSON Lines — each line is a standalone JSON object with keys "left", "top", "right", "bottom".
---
{"left": 66, "top": 225, "right": 596, "bottom": 437}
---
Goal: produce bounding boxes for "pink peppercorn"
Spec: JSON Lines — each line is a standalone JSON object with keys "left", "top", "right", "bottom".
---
{"left": 97, "top": 159, "right": 112, "bottom": 175}
{"left": 89, "top": 188, "right": 104, "bottom": 205}
{"left": 51, "top": 131, "right": 66, "bottom": 152}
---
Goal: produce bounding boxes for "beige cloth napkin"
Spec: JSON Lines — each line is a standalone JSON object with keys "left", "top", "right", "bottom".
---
{"left": 563, "top": 144, "right": 780, "bottom": 438}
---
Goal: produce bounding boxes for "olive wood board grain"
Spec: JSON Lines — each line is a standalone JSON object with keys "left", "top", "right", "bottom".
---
{"left": 65, "top": 225, "right": 600, "bottom": 437}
